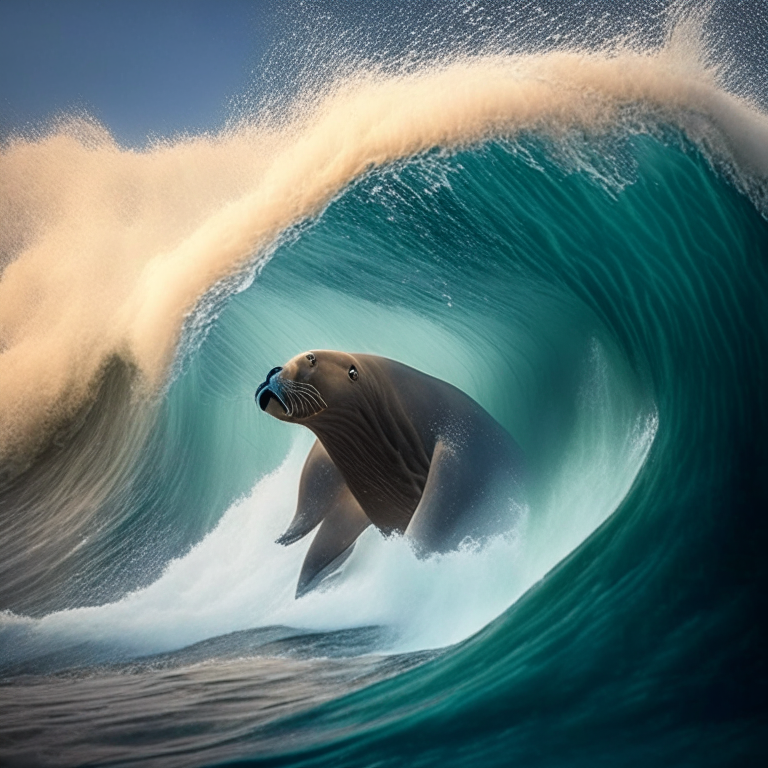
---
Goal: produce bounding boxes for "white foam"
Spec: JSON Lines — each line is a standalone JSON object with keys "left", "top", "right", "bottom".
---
{"left": 0, "top": 340, "right": 657, "bottom": 662}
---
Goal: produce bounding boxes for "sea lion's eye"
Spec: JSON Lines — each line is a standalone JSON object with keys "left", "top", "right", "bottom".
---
{"left": 306, "top": 353, "right": 316, "bottom": 366}
{"left": 348, "top": 366, "right": 358, "bottom": 381}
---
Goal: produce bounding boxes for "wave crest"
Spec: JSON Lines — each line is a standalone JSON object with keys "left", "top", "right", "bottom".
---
{"left": 1, "top": 14, "right": 766, "bottom": 468}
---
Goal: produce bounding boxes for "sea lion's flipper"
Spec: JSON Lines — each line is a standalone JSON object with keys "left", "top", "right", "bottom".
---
{"left": 277, "top": 440, "right": 350, "bottom": 546}
{"left": 405, "top": 436, "right": 524, "bottom": 554}
{"left": 404, "top": 440, "right": 465, "bottom": 554}
{"left": 295, "top": 491, "right": 371, "bottom": 598}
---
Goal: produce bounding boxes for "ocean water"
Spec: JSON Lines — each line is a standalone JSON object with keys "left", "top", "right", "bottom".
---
{"left": 1, "top": 3, "right": 766, "bottom": 766}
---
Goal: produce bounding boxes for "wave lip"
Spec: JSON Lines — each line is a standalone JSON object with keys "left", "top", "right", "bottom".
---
{"left": 2, "top": 12, "right": 767, "bottom": 468}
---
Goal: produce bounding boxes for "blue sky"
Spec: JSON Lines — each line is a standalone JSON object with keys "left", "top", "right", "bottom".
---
{"left": 1, "top": 1, "right": 765, "bottom": 146}
{"left": 0, "top": 0, "right": 271, "bottom": 145}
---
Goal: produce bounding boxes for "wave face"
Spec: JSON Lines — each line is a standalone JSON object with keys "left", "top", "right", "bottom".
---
{"left": 1, "top": 5, "right": 767, "bottom": 767}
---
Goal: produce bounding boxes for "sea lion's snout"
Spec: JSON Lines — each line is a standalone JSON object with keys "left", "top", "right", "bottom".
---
{"left": 255, "top": 352, "right": 331, "bottom": 421}
{"left": 255, "top": 367, "right": 289, "bottom": 416}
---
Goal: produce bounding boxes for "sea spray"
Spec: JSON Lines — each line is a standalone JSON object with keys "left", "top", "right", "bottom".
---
{"left": 2, "top": 11, "right": 766, "bottom": 468}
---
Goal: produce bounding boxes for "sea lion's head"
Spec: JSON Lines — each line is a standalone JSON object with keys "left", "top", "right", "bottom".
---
{"left": 255, "top": 350, "right": 362, "bottom": 422}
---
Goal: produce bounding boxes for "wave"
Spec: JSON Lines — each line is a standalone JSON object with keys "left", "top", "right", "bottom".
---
{"left": 1, "top": 11, "right": 766, "bottom": 470}
{"left": 1, "top": 4, "right": 767, "bottom": 766}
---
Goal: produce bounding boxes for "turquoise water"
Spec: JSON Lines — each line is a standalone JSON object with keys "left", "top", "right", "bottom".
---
{"left": 256, "top": 134, "right": 768, "bottom": 767}
{"left": 1, "top": 1, "right": 767, "bottom": 756}
{"left": 1, "top": 128, "right": 765, "bottom": 765}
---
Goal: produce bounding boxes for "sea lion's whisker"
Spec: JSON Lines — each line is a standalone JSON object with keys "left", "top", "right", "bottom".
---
{"left": 282, "top": 381, "right": 326, "bottom": 415}
{"left": 283, "top": 384, "right": 314, "bottom": 418}
{"left": 285, "top": 389, "right": 302, "bottom": 417}
{"left": 293, "top": 392, "right": 309, "bottom": 418}
{"left": 296, "top": 389, "right": 325, "bottom": 410}
{"left": 293, "top": 384, "right": 326, "bottom": 404}
{"left": 296, "top": 390, "right": 317, "bottom": 417}
{"left": 290, "top": 382, "right": 327, "bottom": 409}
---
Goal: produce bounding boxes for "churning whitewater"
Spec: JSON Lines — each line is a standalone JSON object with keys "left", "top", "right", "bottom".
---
{"left": 1, "top": 3, "right": 767, "bottom": 767}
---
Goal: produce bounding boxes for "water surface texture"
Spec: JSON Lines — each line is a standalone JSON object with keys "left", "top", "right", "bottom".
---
{"left": 0, "top": 2, "right": 766, "bottom": 766}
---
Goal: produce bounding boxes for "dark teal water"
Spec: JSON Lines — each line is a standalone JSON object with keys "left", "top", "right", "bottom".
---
{"left": 260, "top": 137, "right": 768, "bottom": 767}
{"left": 1, "top": 127, "right": 766, "bottom": 766}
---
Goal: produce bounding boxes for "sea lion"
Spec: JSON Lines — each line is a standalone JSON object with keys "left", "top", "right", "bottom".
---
{"left": 255, "top": 351, "right": 525, "bottom": 597}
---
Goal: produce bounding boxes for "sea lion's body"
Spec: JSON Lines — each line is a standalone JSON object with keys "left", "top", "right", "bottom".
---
{"left": 256, "top": 352, "right": 525, "bottom": 596}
